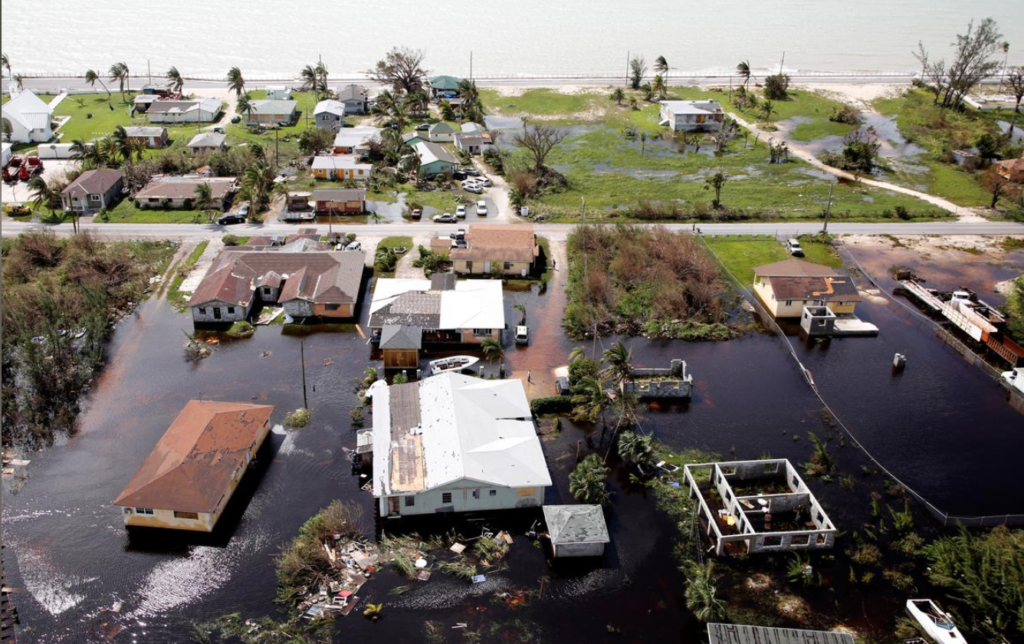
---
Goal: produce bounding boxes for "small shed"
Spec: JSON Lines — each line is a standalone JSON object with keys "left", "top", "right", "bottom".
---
{"left": 543, "top": 505, "right": 610, "bottom": 558}
{"left": 380, "top": 324, "right": 422, "bottom": 370}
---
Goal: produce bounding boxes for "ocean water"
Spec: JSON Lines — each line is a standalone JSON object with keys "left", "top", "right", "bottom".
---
{"left": 2, "top": 0, "right": 1022, "bottom": 79}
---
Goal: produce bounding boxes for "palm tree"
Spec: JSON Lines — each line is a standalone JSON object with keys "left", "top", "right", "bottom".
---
{"left": 480, "top": 337, "right": 504, "bottom": 362}
{"left": 610, "top": 87, "right": 625, "bottom": 106}
{"left": 736, "top": 60, "right": 752, "bottom": 91}
{"left": 681, "top": 561, "right": 727, "bottom": 622}
{"left": 654, "top": 56, "right": 669, "bottom": 89}
{"left": 571, "top": 376, "right": 610, "bottom": 425}
{"left": 108, "top": 62, "right": 130, "bottom": 100}
{"left": 1, "top": 53, "right": 9, "bottom": 78}
{"left": 704, "top": 171, "right": 728, "bottom": 209}
{"left": 601, "top": 341, "right": 633, "bottom": 388}
{"left": 651, "top": 75, "right": 667, "bottom": 100}
{"left": 513, "top": 303, "right": 527, "bottom": 326}
{"left": 69, "top": 138, "right": 103, "bottom": 168}
{"left": 226, "top": 66, "right": 246, "bottom": 97}
{"left": 568, "top": 346, "right": 587, "bottom": 364}
{"left": 300, "top": 64, "right": 320, "bottom": 98}
{"left": 569, "top": 454, "right": 610, "bottom": 504}
{"left": 97, "top": 137, "right": 120, "bottom": 167}
{"left": 617, "top": 431, "right": 654, "bottom": 469}
{"left": 405, "top": 88, "right": 430, "bottom": 119}
{"left": 165, "top": 66, "right": 185, "bottom": 95}
{"left": 242, "top": 160, "right": 274, "bottom": 212}
{"left": 371, "top": 89, "right": 399, "bottom": 125}
{"left": 111, "top": 125, "right": 135, "bottom": 164}
{"left": 316, "top": 61, "right": 329, "bottom": 96}
{"left": 236, "top": 93, "right": 255, "bottom": 125}
{"left": 628, "top": 96, "right": 638, "bottom": 111}
{"left": 29, "top": 176, "right": 73, "bottom": 230}
{"left": 85, "top": 69, "right": 111, "bottom": 98}
{"left": 438, "top": 99, "right": 457, "bottom": 122}
{"left": 760, "top": 99, "right": 775, "bottom": 125}
{"left": 13, "top": 74, "right": 24, "bottom": 91}
{"left": 193, "top": 183, "right": 214, "bottom": 223}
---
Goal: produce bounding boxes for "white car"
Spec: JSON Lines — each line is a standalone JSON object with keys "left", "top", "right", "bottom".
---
{"left": 478, "top": 177, "right": 493, "bottom": 188}
{"left": 345, "top": 241, "right": 362, "bottom": 251}
{"left": 463, "top": 182, "right": 484, "bottom": 194}
{"left": 476, "top": 200, "right": 488, "bottom": 216}
{"left": 455, "top": 205, "right": 467, "bottom": 218}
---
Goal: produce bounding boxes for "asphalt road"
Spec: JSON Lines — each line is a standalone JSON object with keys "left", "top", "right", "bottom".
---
{"left": 3, "top": 219, "right": 1022, "bottom": 242}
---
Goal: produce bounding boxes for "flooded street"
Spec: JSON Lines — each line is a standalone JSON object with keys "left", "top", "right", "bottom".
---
{"left": 3, "top": 237, "right": 1024, "bottom": 642}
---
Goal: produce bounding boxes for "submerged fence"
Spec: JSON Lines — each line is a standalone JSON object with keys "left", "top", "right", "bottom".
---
{"left": 701, "top": 235, "right": 1024, "bottom": 529}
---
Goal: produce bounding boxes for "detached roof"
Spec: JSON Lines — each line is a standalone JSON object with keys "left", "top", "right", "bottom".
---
{"left": 371, "top": 373, "right": 551, "bottom": 496}
{"left": 380, "top": 324, "right": 422, "bottom": 350}
{"left": 61, "top": 169, "right": 122, "bottom": 198}
{"left": 765, "top": 275, "right": 860, "bottom": 302}
{"left": 189, "top": 250, "right": 365, "bottom": 308}
{"left": 754, "top": 259, "right": 838, "bottom": 278}
{"left": 368, "top": 278, "right": 504, "bottom": 330}
{"left": 312, "top": 188, "right": 366, "bottom": 201}
{"left": 707, "top": 624, "right": 854, "bottom": 644}
{"left": 450, "top": 224, "right": 537, "bottom": 263}
{"left": 113, "top": 401, "right": 274, "bottom": 513}
{"left": 413, "top": 140, "right": 459, "bottom": 166}
{"left": 543, "top": 505, "right": 610, "bottom": 545}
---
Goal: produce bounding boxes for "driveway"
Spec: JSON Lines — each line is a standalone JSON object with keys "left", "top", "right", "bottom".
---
{"left": 2, "top": 159, "right": 80, "bottom": 205}
{"left": 472, "top": 158, "right": 516, "bottom": 223}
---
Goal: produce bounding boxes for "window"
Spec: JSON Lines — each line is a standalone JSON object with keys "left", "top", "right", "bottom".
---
{"left": 790, "top": 534, "right": 810, "bottom": 546}
{"left": 489, "top": 490, "right": 497, "bottom": 497}
{"left": 472, "top": 489, "right": 480, "bottom": 499}
{"left": 263, "top": 287, "right": 272, "bottom": 297}
{"left": 785, "top": 300, "right": 793, "bottom": 307}
{"left": 325, "top": 303, "right": 341, "bottom": 311}
{"left": 198, "top": 307, "right": 207, "bottom": 315}
{"left": 721, "top": 465, "right": 737, "bottom": 476}
{"left": 404, "top": 496, "right": 415, "bottom": 507}
{"left": 135, "top": 508, "right": 155, "bottom": 515}
{"left": 173, "top": 511, "right": 199, "bottom": 520}
{"left": 472, "top": 329, "right": 491, "bottom": 337}
{"left": 762, "top": 462, "right": 780, "bottom": 475}
{"left": 762, "top": 536, "right": 783, "bottom": 547}
{"left": 816, "top": 533, "right": 829, "bottom": 545}
{"left": 503, "top": 262, "right": 513, "bottom": 270}
{"left": 123, "top": 508, "right": 133, "bottom": 515}
{"left": 90, "top": 194, "right": 101, "bottom": 202}
{"left": 441, "top": 492, "right": 453, "bottom": 504}
{"left": 227, "top": 307, "right": 236, "bottom": 315}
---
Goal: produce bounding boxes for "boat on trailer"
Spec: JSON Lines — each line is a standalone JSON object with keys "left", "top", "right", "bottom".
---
{"left": 428, "top": 355, "right": 479, "bottom": 374}
{"left": 906, "top": 599, "right": 967, "bottom": 644}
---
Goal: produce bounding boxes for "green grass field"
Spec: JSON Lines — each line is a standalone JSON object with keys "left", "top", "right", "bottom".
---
{"left": 167, "top": 240, "right": 210, "bottom": 308}
{"left": 101, "top": 199, "right": 210, "bottom": 223}
{"left": 224, "top": 89, "right": 321, "bottom": 164}
{"left": 52, "top": 93, "right": 208, "bottom": 147}
{"left": 703, "top": 236, "right": 842, "bottom": 285}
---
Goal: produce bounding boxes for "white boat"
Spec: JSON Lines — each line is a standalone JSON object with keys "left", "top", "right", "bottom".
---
{"left": 1002, "top": 368, "right": 1024, "bottom": 395}
{"left": 429, "top": 355, "right": 479, "bottom": 374}
{"left": 906, "top": 599, "right": 967, "bottom": 644}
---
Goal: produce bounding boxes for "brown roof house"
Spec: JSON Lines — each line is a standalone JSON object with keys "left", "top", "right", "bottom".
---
{"left": 60, "top": 169, "right": 124, "bottom": 214}
{"left": 996, "top": 157, "right": 1024, "bottom": 183}
{"left": 135, "top": 176, "right": 237, "bottom": 210}
{"left": 113, "top": 401, "right": 275, "bottom": 532}
{"left": 189, "top": 250, "right": 366, "bottom": 324}
{"left": 437, "top": 224, "right": 539, "bottom": 277}
{"left": 752, "top": 259, "right": 861, "bottom": 319}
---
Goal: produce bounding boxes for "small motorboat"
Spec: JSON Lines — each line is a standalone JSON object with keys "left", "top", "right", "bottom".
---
{"left": 906, "top": 599, "right": 966, "bottom": 644}
{"left": 429, "top": 355, "right": 479, "bottom": 374}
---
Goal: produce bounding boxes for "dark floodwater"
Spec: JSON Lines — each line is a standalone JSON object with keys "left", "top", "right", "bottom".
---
{"left": 3, "top": 242, "right": 1023, "bottom": 643}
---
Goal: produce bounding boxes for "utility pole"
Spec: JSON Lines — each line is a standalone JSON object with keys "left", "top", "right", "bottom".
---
{"left": 300, "top": 339, "right": 308, "bottom": 409}
{"left": 470, "top": 51, "right": 473, "bottom": 81}
{"left": 823, "top": 182, "right": 834, "bottom": 234}
{"left": 779, "top": 52, "right": 785, "bottom": 75}
{"left": 625, "top": 51, "right": 630, "bottom": 87}
{"left": 274, "top": 127, "right": 279, "bottom": 168}
{"left": 147, "top": 59, "right": 151, "bottom": 85}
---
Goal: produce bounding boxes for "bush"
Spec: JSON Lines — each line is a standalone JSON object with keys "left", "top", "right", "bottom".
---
{"left": 763, "top": 74, "right": 790, "bottom": 100}
{"left": 569, "top": 454, "right": 610, "bottom": 504}
{"left": 285, "top": 408, "right": 310, "bottom": 428}
{"left": 530, "top": 396, "right": 574, "bottom": 415}
{"left": 225, "top": 320, "right": 255, "bottom": 338}
{"left": 568, "top": 357, "right": 599, "bottom": 385}
{"left": 223, "top": 234, "right": 241, "bottom": 246}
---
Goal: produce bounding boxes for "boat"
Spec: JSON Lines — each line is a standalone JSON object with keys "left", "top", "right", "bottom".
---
{"left": 906, "top": 599, "right": 967, "bottom": 644}
{"left": 1002, "top": 367, "right": 1024, "bottom": 395}
{"left": 428, "top": 355, "right": 479, "bottom": 374}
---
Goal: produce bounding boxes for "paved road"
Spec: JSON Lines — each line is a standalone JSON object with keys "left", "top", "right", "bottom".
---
{"left": 3, "top": 219, "right": 1022, "bottom": 242}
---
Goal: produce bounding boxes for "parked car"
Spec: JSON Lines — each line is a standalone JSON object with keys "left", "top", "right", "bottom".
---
{"left": 786, "top": 238, "right": 804, "bottom": 257}
{"left": 476, "top": 200, "right": 488, "bottom": 216}
{"left": 453, "top": 170, "right": 468, "bottom": 180}
{"left": 218, "top": 213, "right": 246, "bottom": 225}
{"left": 478, "top": 176, "right": 492, "bottom": 187}
{"left": 450, "top": 229, "right": 466, "bottom": 241}
{"left": 213, "top": 127, "right": 225, "bottom": 134}
{"left": 455, "top": 205, "right": 467, "bottom": 218}
{"left": 230, "top": 115, "right": 241, "bottom": 124}
{"left": 554, "top": 376, "right": 571, "bottom": 396}
{"left": 463, "top": 182, "right": 484, "bottom": 194}
{"left": 433, "top": 213, "right": 458, "bottom": 223}
{"left": 345, "top": 241, "right": 362, "bottom": 251}
{"left": 415, "top": 123, "right": 430, "bottom": 132}
{"left": 410, "top": 208, "right": 423, "bottom": 220}
{"left": 515, "top": 325, "right": 529, "bottom": 345}
{"left": 461, "top": 167, "right": 480, "bottom": 177}
{"left": 238, "top": 204, "right": 250, "bottom": 218}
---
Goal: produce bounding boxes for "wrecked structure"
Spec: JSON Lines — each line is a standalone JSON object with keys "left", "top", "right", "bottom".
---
{"left": 683, "top": 459, "right": 836, "bottom": 556}
{"left": 622, "top": 359, "right": 694, "bottom": 399}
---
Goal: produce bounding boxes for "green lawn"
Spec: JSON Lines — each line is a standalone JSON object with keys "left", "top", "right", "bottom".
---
{"left": 101, "top": 199, "right": 210, "bottom": 223}
{"left": 167, "top": 240, "right": 210, "bottom": 308}
{"left": 224, "top": 89, "right": 320, "bottom": 164}
{"left": 373, "top": 236, "right": 413, "bottom": 277}
{"left": 703, "top": 237, "right": 842, "bottom": 286}
{"left": 52, "top": 92, "right": 207, "bottom": 148}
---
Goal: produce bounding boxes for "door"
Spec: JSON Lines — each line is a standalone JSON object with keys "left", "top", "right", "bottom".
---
{"left": 388, "top": 497, "right": 400, "bottom": 516}
{"left": 483, "top": 261, "right": 491, "bottom": 273}
{"left": 213, "top": 307, "right": 222, "bottom": 320}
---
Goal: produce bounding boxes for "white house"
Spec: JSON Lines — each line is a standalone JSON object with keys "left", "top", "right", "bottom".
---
{"left": 659, "top": 100, "right": 724, "bottom": 132}
{"left": 367, "top": 277, "right": 505, "bottom": 345}
{"left": 313, "top": 100, "right": 346, "bottom": 131}
{"left": 332, "top": 126, "right": 381, "bottom": 158}
{"left": 428, "top": 122, "right": 456, "bottom": 143}
{"left": 1, "top": 142, "right": 11, "bottom": 167}
{"left": 454, "top": 132, "right": 494, "bottom": 156}
{"left": 2, "top": 90, "right": 54, "bottom": 143}
{"left": 265, "top": 86, "right": 292, "bottom": 100}
{"left": 370, "top": 372, "right": 551, "bottom": 518}
{"left": 147, "top": 98, "right": 222, "bottom": 123}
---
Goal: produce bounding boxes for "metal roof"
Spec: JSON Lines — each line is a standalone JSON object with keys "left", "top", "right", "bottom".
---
{"left": 413, "top": 140, "right": 459, "bottom": 166}
{"left": 333, "top": 126, "right": 381, "bottom": 148}
{"left": 250, "top": 99, "right": 297, "bottom": 115}
{"left": 543, "top": 505, "right": 610, "bottom": 545}
{"left": 314, "top": 99, "right": 346, "bottom": 117}
{"left": 371, "top": 373, "right": 551, "bottom": 496}
{"left": 188, "top": 132, "right": 227, "bottom": 148}
{"left": 368, "top": 278, "right": 505, "bottom": 330}
{"left": 707, "top": 624, "right": 855, "bottom": 644}
{"left": 380, "top": 324, "right": 423, "bottom": 350}
{"left": 311, "top": 155, "right": 371, "bottom": 171}
{"left": 660, "top": 99, "right": 723, "bottom": 115}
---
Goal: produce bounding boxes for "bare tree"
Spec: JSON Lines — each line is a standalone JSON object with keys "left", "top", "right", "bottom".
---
{"left": 1006, "top": 66, "right": 1024, "bottom": 133}
{"left": 629, "top": 55, "right": 647, "bottom": 90}
{"left": 367, "top": 47, "right": 428, "bottom": 95}
{"left": 513, "top": 124, "right": 566, "bottom": 173}
{"left": 941, "top": 18, "right": 1003, "bottom": 109}
{"left": 982, "top": 167, "right": 1010, "bottom": 210}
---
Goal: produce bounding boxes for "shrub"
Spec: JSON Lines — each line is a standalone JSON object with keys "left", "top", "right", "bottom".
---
{"left": 763, "top": 74, "right": 790, "bottom": 100}
{"left": 569, "top": 454, "right": 610, "bottom": 504}
{"left": 569, "top": 357, "right": 599, "bottom": 385}
{"left": 223, "top": 234, "right": 241, "bottom": 246}
{"left": 225, "top": 320, "right": 255, "bottom": 338}
{"left": 530, "top": 396, "right": 574, "bottom": 415}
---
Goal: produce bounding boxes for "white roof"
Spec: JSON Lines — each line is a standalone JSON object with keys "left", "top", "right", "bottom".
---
{"left": 311, "top": 154, "right": 371, "bottom": 170}
{"left": 314, "top": 99, "right": 346, "bottom": 117}
{"left": 660, "top": 99, "right": 723, "bottom": 115}
{"left": 1, "top": 90, "right": 52, "bottom": 131}
{"left": 188, "top": 132, "right": 226, "bottom": 148}
{"left": 333, "top": 126, "right": 381, "bottom": 149}
{"left": 124, "top": 126, "right": 166, "bottom": 137}
{"left": 461, "top": 122, "right": 485, "bottom": 133}
{"left": 413, "top": 140, "right": 459, "bottom": 166}
{"left": 371, "top": 373, "right": 551, "bottom": 496}
{"left": 369, "top": 278, "right": 505, "bottom": 330}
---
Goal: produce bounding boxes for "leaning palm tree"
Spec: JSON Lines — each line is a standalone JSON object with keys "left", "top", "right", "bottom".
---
{"left": 760, "top": 99, "right": 775, "bottom": 125}
{"left": 568, "top": 346, "right": 587, "bottom": 364}
{"left": 617, "top": 430, "right": 654, "bottom": 469}
{"left": 226, "top": 66, "right": 246, "bottom": 97}
{"left": 601, "top": 341, "right": 633, "bottom": 388}
{"left": 193, "top": 183, "right": 214, "bottom": 223}
{"left": 315, "top": 61, "right": 329, "bottom": 97}
{"left": 165, "top": 66, "right": 185, "bottom": 95}
{"left": 29, "top": 175, "right": 75, "bottom": 230}
{"left": 681, "top": 561, "right": 727, "bottom": 622}
{"left": 371, "top": 89, "right": 398, "bottom": 124}
{"left": 654, "top": 56, "right": 669, "bottom": 88}
{"left": 300, "top": 64, "right": 320, "bottom": 98}
{"left": 736, "top": 60, "right": 752, "bottom": 91}
{"left": 111, "top": 126, "right": 139, "bottom": 164}
{"left": 652, "top": 75, "right": 667, "bottom": 100}
{"left": 405, "top": 88, "right": 430, "bottom": 119}
{"left": 610, "top": 87, "right": 625, "bottom": 106}
{"left": 513, "top": 303, "right": 527, "bottom": 326}
{"left": 13, "top": 74, "right": 24, "bottom": 91}
{"left": 108, "top": 62, "right": 130, "bottom": 100}
{"left": 480, "top": 337, "right": 504, "bottom": 362}
{"left": 1, "top": 53, "right": 9, "bottom": 78}
{"left": 571, "top": 376, "right": 610, "bottom": 425}
{"left": 85, "top": 69, "right": 111, "bottom": 98}
{"left": 236, "top": 93, "right": 255, "bottom": 125}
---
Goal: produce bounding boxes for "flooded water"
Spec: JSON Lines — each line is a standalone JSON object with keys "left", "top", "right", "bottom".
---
{"left": 4, "top": 241, "right": 1024, "bottom": 642}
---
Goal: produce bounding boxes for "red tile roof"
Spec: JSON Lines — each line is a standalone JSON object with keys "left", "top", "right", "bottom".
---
{"left": 449, "top": 224, "right": 538, "bottom": 263}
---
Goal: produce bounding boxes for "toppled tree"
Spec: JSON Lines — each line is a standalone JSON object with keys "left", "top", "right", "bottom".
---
{"left": 366, "top": 47, "right": 428, "bottom": 95}
{"left": 513, "top": 124, "right": 566, "bottom": 174}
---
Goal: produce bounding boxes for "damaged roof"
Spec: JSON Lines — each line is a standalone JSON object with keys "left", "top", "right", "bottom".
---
{"left": 367, "top": 278, "right": 504, "bottom": 330}
{"left": 764, "top": 275, "right": 861, "bottom": 302}
{"left": 543, "top": 505, "right": 610, "bottom": 545}
{"left": 449, "top": 224, "right": 538, "bottom": 263}
{"left": 371, "top": 373, "right": 551, "bottom": 497}
{"left": 189, "top": 250, "right": 365, "bottom": 308}
{"left": 113, "top": 401, "right": 274, "bottom": 513}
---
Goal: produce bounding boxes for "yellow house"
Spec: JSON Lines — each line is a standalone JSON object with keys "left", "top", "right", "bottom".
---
{"left": 311, "top": 154, "right": 372, "bottom": 181}
{"left": 113, "top": 401, "right": 275, "bottom": 532}
{"left": 447, "top": 224, "right": 539, "bottom": 277}
{"left": 752, "top": 259, "right": 861, "bottom": 319}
